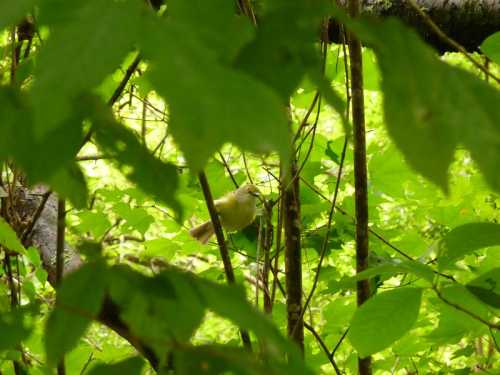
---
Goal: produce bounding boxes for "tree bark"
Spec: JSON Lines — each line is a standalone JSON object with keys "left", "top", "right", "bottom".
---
{"left": 348, "top": 0, "right": 372, "bottom": 373}
{"left": 331, "top": 0, "right": 500, "bottom": 52}
{"left": 284, "top": 159, "right": 304, "bottom": 351}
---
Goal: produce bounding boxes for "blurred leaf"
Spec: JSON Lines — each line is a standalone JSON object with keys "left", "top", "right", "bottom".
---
{"left": 48, "top": 163, "right": 89, "bottom": 209}
{"left": 143, "top": 238, "right": 178, "bottom": 260}
{"left": 108, "top": 266, "right": 204, "bottom": 357}
{"left": 481, "top": 31, "right": 500, "bottom": 65}
{"left": 141, "top": 16, "right": 289, "bottom": 172}
{"left": 235, "top": 2, "right": 323, "bottom": 101}
{"left": 32, "top": 0, "right": 145, "bottom": 135}
{"left": 113, "top": 203, "right": 154, "bottom": 236}
{"left": 334, "top": 9, "right": 500, "bottom": 193}
{"left": 438, "top": 223, "right": 500, "bottom": 269}
{"left": 0, "top": 87, "right": 88, "bottom": 208}
{"left": 87, "top": 356, "right": 145, "bottom": 375}
{"left": 75, "top": 211, "right": 112, "bottom": 239}
{"left": 0, "top": 310, "right": 31, "bottom": 351}
{"left": 45, "top": 261, "right": 108, "bottom": 364}
{"left": 0, "top": 0, "right": 36, "bottom": 31}
{"left": 167, "top": 0, "right": 253, "bottom": 62}
{"left": 0, "top": 217, "right": 26, "bottom": 255}
{"left": 174, "top": 345, "right": 294, "bottom": 375}
{"left": 348, "top": 287, "right": 422, "bottom": 357}
{"left": 25, "top": 246, "right": 42, "bottom": 267}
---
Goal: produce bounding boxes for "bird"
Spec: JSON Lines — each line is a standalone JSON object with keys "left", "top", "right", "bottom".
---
{"left": 189, "top": 184, "right": 260, "bottom": 244}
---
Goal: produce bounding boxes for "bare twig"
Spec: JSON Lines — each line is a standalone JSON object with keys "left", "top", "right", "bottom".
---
{"left": 21, "top": 190, "right": 52, "bottom": 242}
{"left": 433, "top": 286, "right": 500, "bottom": 330}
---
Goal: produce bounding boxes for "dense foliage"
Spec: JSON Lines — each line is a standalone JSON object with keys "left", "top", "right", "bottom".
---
{"left": 0, "top": 0, "right": 499, "bottom": 374}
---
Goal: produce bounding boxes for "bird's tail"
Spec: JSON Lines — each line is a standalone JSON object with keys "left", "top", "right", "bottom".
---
{"left": 189, "top": 221, "right": 215, "bottom": 244}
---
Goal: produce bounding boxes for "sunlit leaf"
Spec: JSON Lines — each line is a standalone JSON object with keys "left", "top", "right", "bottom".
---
{"left": 348, "top": 287, "right": 423, "bottom": 357}
{"left": 438, "top": 223, "right": 500, "bottom": 269}
{"left": 481, "top": 31, "right": 500, "bottom": 65}
{"left": 0, "top": 217, "right": 25, "bottom": 255}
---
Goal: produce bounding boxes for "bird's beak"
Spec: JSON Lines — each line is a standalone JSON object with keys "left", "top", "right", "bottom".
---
{"left": 249, "top": 191, "right": 260, "bottom": 197}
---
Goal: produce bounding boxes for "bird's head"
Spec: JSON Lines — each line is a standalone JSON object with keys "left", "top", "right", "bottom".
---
{"left": 235, "top": 184, "right": 260, "bottom": 201}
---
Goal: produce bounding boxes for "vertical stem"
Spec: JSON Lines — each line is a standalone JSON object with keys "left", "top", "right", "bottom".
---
{"left": 261, "top": 203, "right": 273, "bottom": 314}
{"left": 348, "top": 0, "right": 372, "bottom": 374}
{"left": 197, "top": 172, "right": 252, "bottom": 351}
{"left": 284, "top": 157, "right": 303, "bottom": 351}
{"left": 141, "top": 94, "right": 147, "bottom": 145}
{"left": 56, "top": 198, "right": 66, "bottom": 375}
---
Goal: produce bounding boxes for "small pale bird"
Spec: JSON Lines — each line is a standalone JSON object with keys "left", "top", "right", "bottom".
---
{"left": 189, "top": 184, "right": 260, "bottom": 244}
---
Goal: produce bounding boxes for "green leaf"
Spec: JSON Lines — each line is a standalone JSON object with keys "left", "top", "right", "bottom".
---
{"left": 75, "top": 211, "right": 112, "bottom": 239}
{"left": 438, "top": 223, "right": 500, "bottom": 269}
{"left": 89, "top": 100, "right": 182, "bottom": 219}
{"left": 355, "top": 259, "right": 435, "bottom": 284}
{"left": 167, "top": 0, "right": 253, "bottom": 62}
{"left": 113, "top": 203, "right": 154, "bottom": 236}
{"left": 141, "top": 19, "right": 289, "bottom": 172}
{"left": 235, "top": 2, "right": 329, "bottom": 101}
{"left": 47, "top": 163, "right": 89, "bottom": 209}
{"left": 0, "top": 217, "right": 25, "bottom": 255}
{"left": 86, "top": 356, "right": 145, "bottom": 375}
{"left": 0, "top": 310, "right": 31, "bottom": 351}
{"left": 45, "top": 261, "right": 108, "bottom": 364}
{"left": 32, "top": 0, "right": 145, "bottom": 135}
{"left": 335, "top": 11, "right": 500, "bottom": 193}
{"left": 466, "top": 268, "right": 500, "bottom": 309}
{"left": 348, "top": 287, "right": 423, "bottom": 357}
{"left": 142, "top": 238, "right": 178, "bottom": 260}
{"left": 174, "top": 345, "right": 292, "bottom": 375}
{"left": 481, "top": 31, "right": 500, "bottom": 65}
{"left": 0, "top": 87, "right": 88, "bottom": 208}
{"left": 0, "top": 0, "right": 36, "bottom": 31}
{"left": 108, "top": 266, "right": 205, "bottom": 357}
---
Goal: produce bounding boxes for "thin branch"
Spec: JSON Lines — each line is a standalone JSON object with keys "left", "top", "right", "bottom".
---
{"left": 433, "top": 286, "right": 500, "bottom": 330}
{"left": 331, "top": 327, "right": 350, "bottom": 358}
{"left": 294, "top": 136, "right": 348, "bottom": 334}
{"left": 197, "top": 171, "right": 252, "bottom": 350}
{"left": 80, "top": 53, "right": 142, "bottom": 147}
{"left": 76, "top": 155, "right": 110, "bottom": 162}
{"left": 304, "top": 322, "right": 343, "bottom": 375}
{"left": 21, "top": 190, "right": 52, "bottom": 243}
{"left": 56, "top": 198, "right": 66, "bottom": 375}
{"left": 217, "top": 152, "right": 239, "bottom": 189}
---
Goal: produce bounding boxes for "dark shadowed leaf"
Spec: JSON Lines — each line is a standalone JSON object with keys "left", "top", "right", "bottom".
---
{"left": 87, "top": 356, "right": 145, "bottom": 375}
{"left": 140, "top": 18, "right": 289, "bottom": 172}
{"left": 45, "top": 261, "right": 108, "bottom": 364}
{"left": 0, "top": 0, "right": 36, "bottom": 31}
{"left": 466, "top": 268, "right": 500, "bottom": 309}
